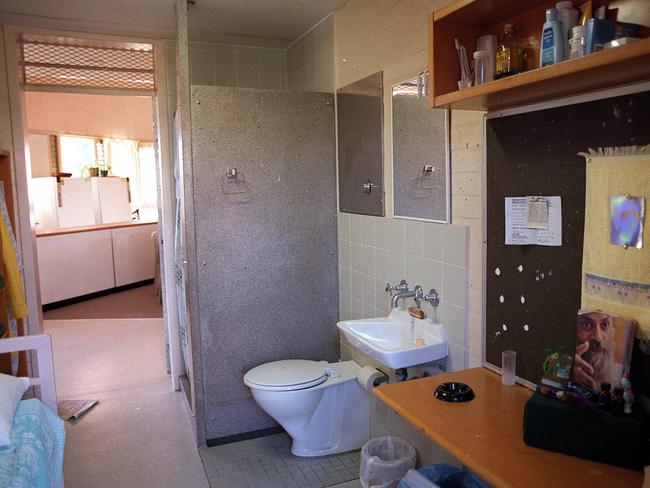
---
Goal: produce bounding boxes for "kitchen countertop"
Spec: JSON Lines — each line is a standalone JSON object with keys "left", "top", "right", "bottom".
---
{"left": 373, "top": 367, "right": 644, "bottom": 488}
{"left": 36, "top": 220, "right": 157, "bottom": 237}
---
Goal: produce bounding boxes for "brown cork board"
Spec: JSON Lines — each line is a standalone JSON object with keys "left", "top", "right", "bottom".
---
{"left": 485, "top": 90, "right": 650, "bottom": 384}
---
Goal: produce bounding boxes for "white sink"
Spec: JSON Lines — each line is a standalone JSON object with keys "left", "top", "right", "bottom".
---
{"left": 337, "top": 309, "right": 448, "bottom": 369}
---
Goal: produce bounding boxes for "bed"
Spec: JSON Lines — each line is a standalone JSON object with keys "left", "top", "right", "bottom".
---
{"left": 0, "top": 334, "right": 65, "bottom": 488}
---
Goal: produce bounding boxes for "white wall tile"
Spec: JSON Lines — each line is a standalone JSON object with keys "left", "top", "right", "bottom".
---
{"left": 338, "top": 213, "right": 351, "bottom": 241}
{"left": 422, "top": 223, "right": 444, "bottom": 261}
{"left": 362, "top": 216, "right": 374, "bottom": 246}
{"left": 374, "top": 218, "right": 389, "bottom": 249}
{"left": 403, "top": 220, "right": 423, "bottom": 256}
{"left": 350, "top": 214, "right": 364, "bottom": 243}
{"left": 350, "top": 270, "right": 363, "bottom": 299}
{"left": 386, "top": 218, "right": 405, "bottom": 251}
{"left": 189, "top": 48, "right": 214, "bottom": 85}
{"left": 350, "top": 242, "right": 364, "bottom": 272}
{"left": 339, "top": 266, "right": 350, "bottom": 295}
{"left": 338, "top": 238, "right": 350, "bottom": 267}
{"left": 447, "top": 343, "right": 467, "bottom": 372}
{"left": 213, "top": 51, "right": 237, "bottom": 86}
{"left": 443, "top": 225, "right": 468, "bottom": 268}
{"left": 404, "top": 254, "right": 422, "bottom": 289}
{"left": 441, "top": 302, "right": 466, "bottom": 348}
{"left": 363, "top": 275, "right": 375, "bottom": 307}
{"left": 362, "top": 245, "right": 375, "bottom": 276}
{"left": 420, "top": 258, "right": 443, "bottom": 292}
{"left": 374, "top": 247, "right": 390, "bottom": 281}
{"left": 442, "top": 264, "right": 467, "bottom": 308}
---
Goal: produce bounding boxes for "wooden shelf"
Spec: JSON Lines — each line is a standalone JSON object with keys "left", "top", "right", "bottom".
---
{"left": 436, "top": 38, "right": 650, "bottom": 111}
{"left": 429, "top": 0, "right": 650, "bottom": 111}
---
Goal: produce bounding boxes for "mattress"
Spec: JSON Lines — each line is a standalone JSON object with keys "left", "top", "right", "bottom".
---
{"left": 0, "top": 398, "right": 65, "bottom": 488}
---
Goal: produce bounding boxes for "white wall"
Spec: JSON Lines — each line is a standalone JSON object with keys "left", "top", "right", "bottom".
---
{"left": 287, "top": 15, "right": 334, "bottom": 93}
{"left": 188, "top": 41, "right": 286, "bottom": 90}
{"left": 25, "top": 92, "right": 154, "bottom": 141}
{"left": 334, "top": 0, "right": 485, "bottom": 368}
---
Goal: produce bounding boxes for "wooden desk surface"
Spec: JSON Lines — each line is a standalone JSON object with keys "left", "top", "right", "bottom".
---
{"left": 373, "top": 367, "right": 644, "bottom": 488}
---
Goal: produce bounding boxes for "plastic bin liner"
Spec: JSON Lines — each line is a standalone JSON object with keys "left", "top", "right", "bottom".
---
{"left": 397, "top": 464, "right": 488, "bottom": 488}
{"left": 360, "top": 436, "right": 417, "bottom": 488}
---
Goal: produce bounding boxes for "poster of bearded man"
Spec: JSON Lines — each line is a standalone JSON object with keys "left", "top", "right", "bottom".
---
{"left": 573, "top": 310, "right": 637, "bottom": 391}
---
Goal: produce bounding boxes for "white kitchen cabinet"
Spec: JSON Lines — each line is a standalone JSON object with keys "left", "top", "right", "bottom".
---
{"left": 37, "top": 229, "right": 115, "bottom": 304}
{"left": 37, "top": 223, "right": 158, "bottom": 304}
{"left": 112, "top": 224, "right": 156, "bottom": 287}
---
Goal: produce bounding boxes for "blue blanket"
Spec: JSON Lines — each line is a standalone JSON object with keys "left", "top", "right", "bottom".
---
{"left": 0, "top": 399, "right": 65, "bottom": 488}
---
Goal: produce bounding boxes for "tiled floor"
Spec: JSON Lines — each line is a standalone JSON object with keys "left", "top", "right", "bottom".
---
{"left": 46, "top": 317, "right": 209, "bottom": 487}
{"left": 200, "top": 433, "right": 362, "bottom": 488}
{"left": 43, "top": 284, "right": 163, "bottom": 320}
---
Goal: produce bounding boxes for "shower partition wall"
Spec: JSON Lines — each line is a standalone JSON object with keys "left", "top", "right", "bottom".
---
{"left": 190, "top": 86, "right": 338, "bottom": 441}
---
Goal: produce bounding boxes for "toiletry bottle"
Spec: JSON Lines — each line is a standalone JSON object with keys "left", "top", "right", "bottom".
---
{"left": 495, "top": 24, "right": 523, "bottom": 78}
{"left": 612, "top": 387, "right": 625, "bottom": 416}
{"left": 598, "top": 382, "right": 612, "bottom": 410}
{"left": 540, "top": 9, "right": 564, "bottom": 67}
{"left": 621, "top": 373, "right": 634, "bottom": 415}
{"left": 556, "top": 1, "right": 579, "bottom": 59}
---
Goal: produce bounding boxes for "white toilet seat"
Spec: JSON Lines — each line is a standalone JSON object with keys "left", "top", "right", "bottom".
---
{"left": 244, "top": 359, "right": 328, "bottom": 391}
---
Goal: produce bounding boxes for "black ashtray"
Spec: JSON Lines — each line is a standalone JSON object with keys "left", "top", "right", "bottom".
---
{"left": 434, "top": 382, "right": 475, "bottom": 403}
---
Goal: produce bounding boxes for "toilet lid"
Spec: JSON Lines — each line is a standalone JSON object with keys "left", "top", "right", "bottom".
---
{"left": 245, "top": 359, "right": 327, "bottom": 390}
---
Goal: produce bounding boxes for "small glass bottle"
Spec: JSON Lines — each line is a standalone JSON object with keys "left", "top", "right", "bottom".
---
{"left": 612, "top": 387, "right": 625, "bottom": 416}
{"left": 598, "top": 382, "right": 612, "bottom": 410}
{"left": 495, "top": 24, "right": 524, "bottom": 79}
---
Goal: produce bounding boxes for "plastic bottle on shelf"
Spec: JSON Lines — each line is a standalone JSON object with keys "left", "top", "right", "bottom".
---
{"left": 556, "top": 1, "right": 579, "bottom": 59}
{"left": 495, "top": 24, "right": 523, "bottom": 78}
{"left": 569, "top": 25, "right": 587, "bottom": 59}
{"left": 473, "top": 50, "right": 490, "bottom": 86}
{"left": 540, "top": 8, "right": 564, "bottom": 67}
{"left": 476, "top": 34, "right": 497, "bottom": 82}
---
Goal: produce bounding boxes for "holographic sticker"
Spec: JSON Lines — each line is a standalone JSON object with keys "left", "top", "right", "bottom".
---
{"left": 610, "top": 195, "right": 644, "bottom": 249}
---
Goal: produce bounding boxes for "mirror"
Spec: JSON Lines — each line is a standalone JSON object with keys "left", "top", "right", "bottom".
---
{"left": 392, "top": 75, "right": 449, "bottom": 223}
{"left": 337, "top": 71, "right": 384, "bottom": 216}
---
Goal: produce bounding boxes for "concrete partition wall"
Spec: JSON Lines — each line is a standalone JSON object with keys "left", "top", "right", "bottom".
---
{"left": 190, "top": 86, "right": 338, "bottom": 440}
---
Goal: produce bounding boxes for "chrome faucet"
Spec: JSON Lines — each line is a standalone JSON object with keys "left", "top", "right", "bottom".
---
{"left": 386, "top": 280, "right": 441, "bottom": 309}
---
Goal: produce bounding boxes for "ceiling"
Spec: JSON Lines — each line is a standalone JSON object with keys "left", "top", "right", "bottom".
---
{"left": 0, "top": 0, "right": 346, "bottom": 46}
{"left": 188, "top": 0, "right": 346, "bottom": 46}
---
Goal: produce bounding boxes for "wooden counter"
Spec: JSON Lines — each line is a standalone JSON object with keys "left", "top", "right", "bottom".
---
{"left": 35, "top": 220, "right": 157, "bottom": 237}
{"left": 373, "top": 367, "right": 644, "bottom": 488}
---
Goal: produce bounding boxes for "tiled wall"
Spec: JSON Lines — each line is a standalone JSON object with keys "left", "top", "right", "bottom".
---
{"left": 334, "top": 0, "right": 485, "bottom": 368}
{"left": 188, "top": 41, "right": 287, "bottom": 90}
{"left": 287, "top": 15, "right": 335, "bottom": 93}
{"left": 337, "top": 213, "right": 468, "bottom": 372}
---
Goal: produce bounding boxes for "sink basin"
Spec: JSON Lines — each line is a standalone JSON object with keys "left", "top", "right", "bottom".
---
{"left": 337, "top": 309, "right": 448, "bottom": 369}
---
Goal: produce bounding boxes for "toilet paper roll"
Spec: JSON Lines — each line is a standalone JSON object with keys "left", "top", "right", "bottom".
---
{"left": 357, "top": 365, "right": 385, "bottom": 392}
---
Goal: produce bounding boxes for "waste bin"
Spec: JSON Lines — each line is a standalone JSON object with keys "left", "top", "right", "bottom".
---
{"left": 397, "top": 464, "right": 489, "bottom": 488}
{"left": 360, "top": 436, "right": 417, "bottom": 488}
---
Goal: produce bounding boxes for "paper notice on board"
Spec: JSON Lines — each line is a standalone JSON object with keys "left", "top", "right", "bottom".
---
{"left": 505, "top": 196, "right": 562, "bottom": 246}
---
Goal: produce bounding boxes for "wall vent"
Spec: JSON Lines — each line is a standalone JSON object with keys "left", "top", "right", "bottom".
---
{"left": 18, "top": 35, "right": 155, "bottom": 92}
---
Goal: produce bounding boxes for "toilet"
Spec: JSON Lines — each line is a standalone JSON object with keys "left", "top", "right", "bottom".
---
{"left": 244, "top": 359, "right": 370, "bottom": 457}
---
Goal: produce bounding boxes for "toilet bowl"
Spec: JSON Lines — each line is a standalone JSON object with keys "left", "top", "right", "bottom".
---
{"left": 244, "top": 359, "right": 370, "bottom": 457}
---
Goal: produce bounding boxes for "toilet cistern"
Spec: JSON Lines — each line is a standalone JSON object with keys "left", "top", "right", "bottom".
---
{"left": 386, "top": 280, "right": 440, "bottom": 309}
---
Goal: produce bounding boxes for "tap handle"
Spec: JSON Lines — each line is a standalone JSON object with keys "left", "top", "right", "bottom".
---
{"left": 386, "top": 279, "right": 409, "bottom": 295}
{"left": 424, "top": 288, "right": 440, "bottom": 307}
{"left": 413, "top": 285, "right": 424, "bottom": 306}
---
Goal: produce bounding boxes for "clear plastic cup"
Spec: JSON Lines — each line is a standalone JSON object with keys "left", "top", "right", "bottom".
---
{"left": 502, "top": 350, "right": 516, "bottom": 386}
{"left": 473, "top": 50, "right": 489, "bottom": 86}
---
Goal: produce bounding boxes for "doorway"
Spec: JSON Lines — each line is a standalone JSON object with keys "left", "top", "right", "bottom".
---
{"left": 3, "top": 29, "right": 205, "bottom": 485}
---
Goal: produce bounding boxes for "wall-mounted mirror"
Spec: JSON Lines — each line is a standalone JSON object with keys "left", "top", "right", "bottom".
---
{"left": 337, "top": 71, "right": 385, "bottom": 216}
{"left": 392, "top": 74, "right": 450, "bottom": 223}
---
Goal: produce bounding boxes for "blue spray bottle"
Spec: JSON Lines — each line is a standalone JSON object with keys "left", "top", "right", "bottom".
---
{"left": 540, "top": 8, "right": 564, "bottom": 67}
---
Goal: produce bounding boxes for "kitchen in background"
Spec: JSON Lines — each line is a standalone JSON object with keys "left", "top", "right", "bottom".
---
{"left": 26, "top": 91, "right": 158, "bottom": 306}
